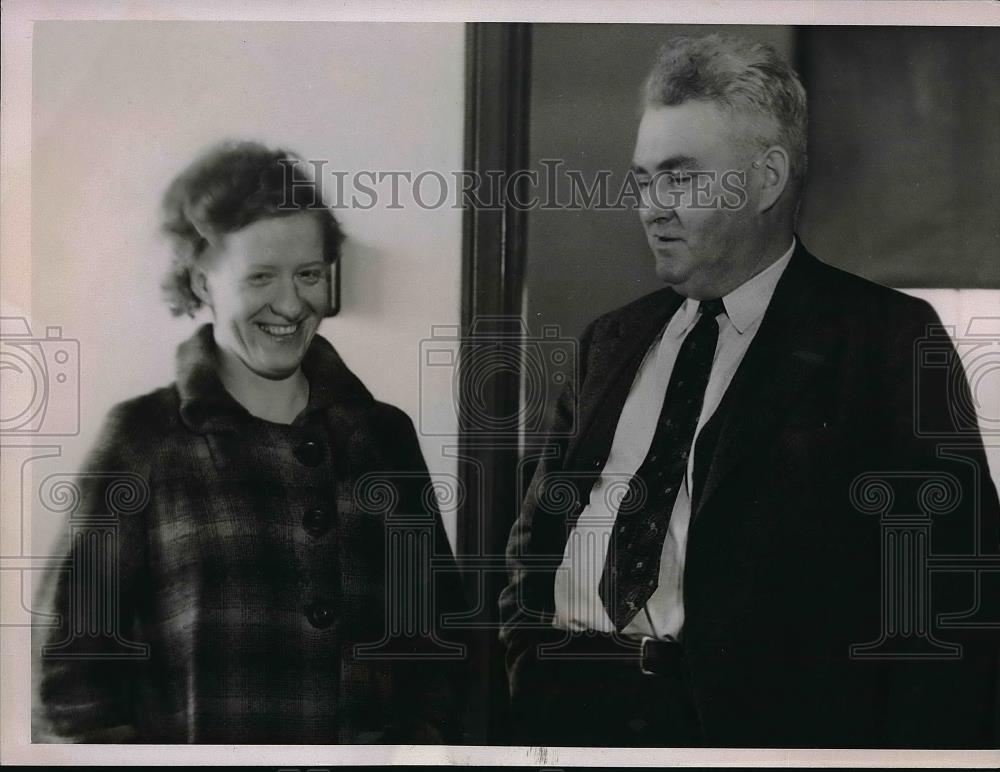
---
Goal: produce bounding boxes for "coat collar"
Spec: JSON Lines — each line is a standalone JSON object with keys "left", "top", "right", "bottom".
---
{"left": 664, "top": 238, "right": 796, "bottom": 339}
{"left": 176, "top": 323, "right": 373, "bottom": 434}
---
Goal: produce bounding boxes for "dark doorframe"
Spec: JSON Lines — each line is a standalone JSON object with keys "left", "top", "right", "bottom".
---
{"left": 455, "top": 21, "right": 532, "bottom": 744}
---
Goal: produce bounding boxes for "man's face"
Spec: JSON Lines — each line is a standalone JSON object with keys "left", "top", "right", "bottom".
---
{"left": 632, "top": 101, "right": 761, "bottom": 299}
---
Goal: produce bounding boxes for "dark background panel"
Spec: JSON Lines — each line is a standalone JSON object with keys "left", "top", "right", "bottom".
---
{"left": 798, "top": 26, "right": 1000, "bottom": 288}
{"left": 525, "top": 24, "right": 1000, "bottom": 346}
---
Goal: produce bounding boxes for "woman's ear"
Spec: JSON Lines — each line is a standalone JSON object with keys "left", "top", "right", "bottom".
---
{"left": 189, "top": 264, "right": 212, "bottom": 309}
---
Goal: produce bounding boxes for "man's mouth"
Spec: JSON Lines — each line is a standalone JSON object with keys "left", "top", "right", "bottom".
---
{"left": 257, "top": 321, "right": 301, "bottom": 338}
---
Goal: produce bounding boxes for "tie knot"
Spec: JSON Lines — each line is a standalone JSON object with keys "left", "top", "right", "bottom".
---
{"left": 699, "top": 298, "right": 725, "bottom": 319}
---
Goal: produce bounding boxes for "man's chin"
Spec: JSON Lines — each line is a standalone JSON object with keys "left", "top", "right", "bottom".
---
{"left": 653, "top": 257, "right": 689, "bottom": 286}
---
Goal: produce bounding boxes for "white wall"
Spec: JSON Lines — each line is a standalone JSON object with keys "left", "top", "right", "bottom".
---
{"left": 902, "top": 289, "right": 1000, "bottom": 495}
{"left": 27, "top": 21, "right": 465, "bottom": 553}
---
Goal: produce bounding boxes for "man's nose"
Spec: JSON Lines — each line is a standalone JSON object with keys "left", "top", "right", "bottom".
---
{"left": 640, "top": 195, "right": 674, "bottom": 226}
{"left": 639, "top": 183, "right": 676, "bottom": 225}
{"left": 269, "top": 278, "right": 305, "bottom": 319}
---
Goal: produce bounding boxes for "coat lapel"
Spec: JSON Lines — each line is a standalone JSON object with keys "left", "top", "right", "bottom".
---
{"left": 692, "top": 245, "right": 839, "bottom": 521}
{"left": 565, "top": 289, "right": 684, "bottom": 466}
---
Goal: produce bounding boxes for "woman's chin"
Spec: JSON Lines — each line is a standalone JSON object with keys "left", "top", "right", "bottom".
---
{"left": 233, "top": 344, "right": 306, "bottom": 380}
{"left": 245, "top": 332, "right": 315, "bottom": 378}
{"left": 248, "top": 357, "right": 304, "bottom": 380}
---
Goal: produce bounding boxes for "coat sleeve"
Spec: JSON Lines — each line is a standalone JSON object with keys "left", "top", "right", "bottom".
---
{"left": 498, "top": 319, "right": 596, "bottom": 723}
{"left": 32, "top": 402, "right": 151, "bottom": 743}
{"left": 373, "top": 408, "right": 471, "bottom": 744}
{"left": 878, "top": 297, "right": 1000, "bottom": 747}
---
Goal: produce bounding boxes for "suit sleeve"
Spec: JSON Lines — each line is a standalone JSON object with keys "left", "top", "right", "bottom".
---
{"left": 498, "top": 319, "right": 595, "bottom": 721}
{"left": 879, "top": 298, "right": 1000, "bottom": 747}
{"left": 32, "top": 402, "right": 151, "bottom": 743}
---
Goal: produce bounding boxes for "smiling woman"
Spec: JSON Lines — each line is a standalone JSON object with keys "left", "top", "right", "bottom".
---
{"left": 161, "top": 143, "right": 343, "bottom": 422}
{"left": 192, "top": 213, "right": 332, "bottom": 422}
{"left": 31, "top": 141, "right": 468, "bottom": 744}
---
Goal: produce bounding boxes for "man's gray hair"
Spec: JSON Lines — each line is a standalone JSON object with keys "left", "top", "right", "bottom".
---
{"left": 643, "top": 34, "right": 808, "bottom": 186}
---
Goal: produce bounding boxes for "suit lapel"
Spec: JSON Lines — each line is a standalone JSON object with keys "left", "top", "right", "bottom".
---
{"left": 565, "top": 289, "right": 684, "bottom": 466}
{"left": 692, "top": 245, "right": 838, "bottom": 521}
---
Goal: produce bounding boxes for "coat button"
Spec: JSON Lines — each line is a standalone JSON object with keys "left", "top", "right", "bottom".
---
{"left": 294, "top": 439, "right": 325, "bottom": 466}
{"left": 302, "top": 508, "right": 331, "bottom": 537}
{"left": 305, "top": 601, "right": 336, "bottom": 629}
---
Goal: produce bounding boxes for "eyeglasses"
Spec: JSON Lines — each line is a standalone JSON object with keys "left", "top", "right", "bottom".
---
{"left": 634, "top": 155, "right": 764, "bottom": 210}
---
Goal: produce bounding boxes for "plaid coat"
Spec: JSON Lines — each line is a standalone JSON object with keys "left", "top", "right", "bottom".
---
{"left": 33, "top": 324, "right": 467, "bottom": 744}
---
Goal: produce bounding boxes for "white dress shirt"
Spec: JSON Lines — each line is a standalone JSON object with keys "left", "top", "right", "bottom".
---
{"left": 552, "top": 241, "right": 796, "bottom": 640}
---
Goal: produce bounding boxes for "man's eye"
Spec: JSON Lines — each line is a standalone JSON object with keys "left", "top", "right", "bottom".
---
{"left": 247, "top": 273, "right": 273, "bottom": 284}
{"left": 635, "top": 177, "right": 651, "bottom": 189}
{"left": 661, "top": 172, "right": 693, "bottom": 186}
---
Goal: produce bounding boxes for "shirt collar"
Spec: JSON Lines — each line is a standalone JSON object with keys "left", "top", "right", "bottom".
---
{"left": 176, "top": 323, "right": 373, "bottom": 433}
{"left": 666, "top": 237, "right": 796, "bottom": 338}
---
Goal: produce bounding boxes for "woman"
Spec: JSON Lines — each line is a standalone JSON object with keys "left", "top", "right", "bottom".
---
{"left": 33, "top": 141, "right": 466, "bottom": 744}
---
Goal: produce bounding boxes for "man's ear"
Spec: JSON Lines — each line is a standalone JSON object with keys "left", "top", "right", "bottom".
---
{"left": 189, "top": 263, "right": 212, "bottom": 309}
{"left": 756, "top": 145, "right": 791, "bottom": 214}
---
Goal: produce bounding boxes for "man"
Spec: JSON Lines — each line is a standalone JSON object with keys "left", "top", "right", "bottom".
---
{"left": 499, "top": 34, "right": 999, "bottom": 748}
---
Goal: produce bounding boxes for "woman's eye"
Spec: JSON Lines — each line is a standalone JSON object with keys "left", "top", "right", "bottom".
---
{"left": 635, "top": 178, "right": 651, "bottom": 189}
{"left": 298, "top": 270, "right": 323, "bottom": 284}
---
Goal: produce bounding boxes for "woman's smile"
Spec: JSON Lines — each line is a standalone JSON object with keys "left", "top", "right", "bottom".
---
{"left": 256, "top": 320, "right": 304, "bottom": 339}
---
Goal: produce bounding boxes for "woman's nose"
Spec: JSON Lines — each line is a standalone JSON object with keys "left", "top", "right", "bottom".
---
{"left": 269, "top": 278, "right": 305, "bottom": 318}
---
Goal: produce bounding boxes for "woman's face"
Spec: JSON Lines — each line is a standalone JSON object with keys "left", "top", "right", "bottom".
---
{"left": 194, "top": 212, "right": 329, "bottom": 380}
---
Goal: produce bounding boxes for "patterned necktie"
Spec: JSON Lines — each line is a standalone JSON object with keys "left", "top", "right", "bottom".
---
{"left": 599, "top": 297, "right": 725, "bottom": 631}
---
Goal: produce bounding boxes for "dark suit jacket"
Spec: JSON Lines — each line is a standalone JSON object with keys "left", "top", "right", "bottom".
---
{"left": 499, "top": 242, "right": 1000, "bottom": 748}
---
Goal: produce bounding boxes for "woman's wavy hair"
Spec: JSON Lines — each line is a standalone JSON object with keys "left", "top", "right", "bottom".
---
{"left": 160, "top": 140, "right": 343, "bottom": 317}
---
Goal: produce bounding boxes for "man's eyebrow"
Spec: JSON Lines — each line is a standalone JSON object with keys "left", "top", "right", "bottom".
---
{"left": 245, "top": 260, "right": 326, "bottom": 270}
{"left": 630, "top": 155, "right": 700, "bottom": 174}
